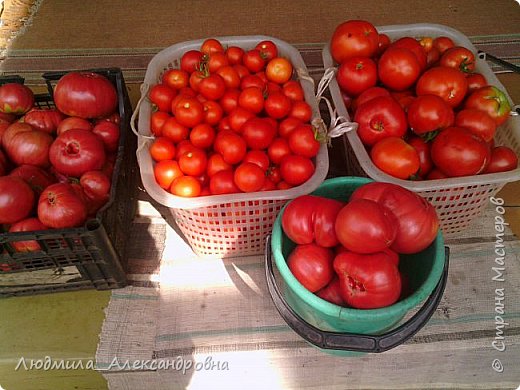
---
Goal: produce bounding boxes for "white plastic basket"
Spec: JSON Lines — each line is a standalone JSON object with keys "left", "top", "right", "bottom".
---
{"left": 322, "top": 23, "right": 520, "bottom": 238}
{"left": 135, "top": 35, "right": 329, "bottom": 258}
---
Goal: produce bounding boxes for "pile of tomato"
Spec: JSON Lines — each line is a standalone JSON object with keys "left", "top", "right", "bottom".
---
{"left": 282, "top": 181, "right": 439, "bottom": 309}
{"left": 330, "top": 19, "right": 518, "bottom": 180}
{"left": 0, "top": 72, "right": 121, "bottom": 252}
{"left": 147, "top": 38, "right": 322, "bottom": 197}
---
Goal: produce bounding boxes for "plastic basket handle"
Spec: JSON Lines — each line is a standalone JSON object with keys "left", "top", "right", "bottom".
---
{"left": 264, "top": 236, "right": 450, "bottom": 353}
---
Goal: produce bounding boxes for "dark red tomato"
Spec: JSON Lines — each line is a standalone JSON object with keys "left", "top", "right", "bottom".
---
{"left": 267, "top": 166, "right": 282, "bottom": 184}
{"left": 238, "top": 87, "right": 265, "bottom": 114}
{"left": 170, "top": 176, "right": 201, "bottom": 197}
{"left": 178, "top": 147, "right": 207, "bottom": 176}
{"left": 149, "top": 84, "right": 176, "bottom": 112}
{"left": 228, "top": 106, "right": 255, "bottom": 132}
{"left": 199, "top": 74, "right": 227, "bottom": 101}
{"left": 162, "top": 69, "right": 189, "bottom": 90}
{"left": 334, "top": 198, "right": 397, "bottom": 254}
{"left": 278, "top": 117, "right": 303, "bottom": 138}
{"left": 173, "top": 96, "right": 204, "bottom": 128}
{"left": 149, "top": 136, "right": 176, "bottom": 161}
{"left": 92, "top": 121, "right": 120, "bottom": 152}
{"left": 288, "top": 124, "right": 320, "bottom": 158}
{"left": 266, "top": 81, "right": 283, "bottom": 95}
{"left": 378, "top": 47, "right": 421, "bottom": 91}
{"left": 407, "top": 94, "right": 454, "bottom": 136}
{"left": 288, "top": 244, "right": 335, "bottom": 292}
{"left": 80, "top": 170, "right": 111, "bottom": 202}
{"left": 455, "top": 108, "right": 496, "bottom": 142}
{"left": 49, "top": 129, "right": 106, "bottom": 177}
{"left": 255, "top": 40, "right": 278, "bottom": 61}
{"left": 426, "top": 47, "right": 441, "bottom": 68}
{"left": 243, "top": 150, "right": 270, "bottom": 171}
{"left": 0, "top": 176, "right": 35, "bottom": 224}
{"left": 282, "top": 195, "right": 344, "bottom": 248}
{"left": 354, "top": 95, "right": 407, "bottom": 146}
{"left": 370, "top": 137, "right": 421, "bottom": 180}
{"left": 282, "top": 80, "right": 305, "bottom": 101}
{"left": 440, "top": 46, "right": 475, "bottom": 73}
{"left": 264, "top": 92, "right": 292, "bottom": 119}
{"left": 219, "top": 88, "right": 241, "bottom": 114}
{"left": 350, "top": 86, "right": 390, "bottom": 113}
{"left": 161, "top": 117, "right": 189, "bottom": 143}
{"left": 391, "top": 90, "right": 416, "bottom": 112}
{"left": 226, "top": 46, "right": 245, "bottom": 65}
{"left": 233, "top": 162, "right": 266, "bottom": 192}
{"left": 23, "top": 108, "right": 66, "bottom": 134}
{"left": 279, "top": 154, "right": 315, "bottom": 186}
{"left": 54, "top": 72, "right": 117, "bottom": 119}
{"left": 466, "top": 72, "right": 487, "bottom": 94}
{"left": 0, "top": 149, "right": 8, "bottom": 176}
{"left": 431, "top": 126, "right": 491, "bottom": 177}
{"left": 209, "top": 169, "right": 240, "bottom": 194}
{"left": 206, "top": 153, "right": 232, "bottom": 177}
{"left": 189, "top": 123, "right": 215, "bottom": 149}
{"left": 8, "top": 217, "right": 48, "bottom": 252}
{"left": 154, "top": 159, "right": 183, "bottom": 189}
{"left": 484, "top": 146, "right": 518, "bottom": 173}
{"left": 243, "top": 49, "right": 266, "bottom": 73}
{"left": 408, "top": 136, "right": 434, "bottom": 178}
{"left": 0, "top": 83, "right": 35, "bottom": 114}
{"left": 268, "top": 137, "right": 291, "bottom": 164}
{"left": 330, "top": 19, "right": 379, "bottom": 63}
{"left": 316, "top": 276, "right": 346, "bottom": 306}
{"left": 9, "top": 164, "right": 56, "bottom": 195}
{"left": 377, "top": 33, "right": 391, "bottom": 55}
{"left": 0, "top": 112, "right": 17, "bottom": 123}
{"left": 426, "top": 168, "right": 449, "bottom": 180}
{"left": 150, "top": 111, "right": 170, "bottom": 136}
{"left": 2, "top": 122, "right": 53, "bottom": 168}
{"left": 207, "top": 52, "right": 229, "bottom": 73}
{"left": 241, "top": 117, "right": 277, "bottom": 150}
{"left": 200, "top": 38, "right": 224, "bottom": 55}
{"left": 464, "top": 86, "right": 512, "bottom": 126}
{"left": 214, "top": 130, "right": 247, "bottom": 164}
{"left": 334, "top": 251, "right": 401, "bottom": 309}
{"left": 38, "top": 182, "right": 88, "bottom": 228}
{"left": 390, "top": 37, "right": 428, "bottom": 71}
{"left": 56, "top": 116, "right": 93, "bottom": 135}
{"left": 180, "top": 50, "right": 204, "bottom": 73}
{"left": 433, "top": 36, "right": 455, "bottom": 54}
{"left": 416, "top": 66, "right": 468, "bottom": 108}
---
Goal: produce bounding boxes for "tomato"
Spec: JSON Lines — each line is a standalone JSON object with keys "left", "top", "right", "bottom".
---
{"left": 351, "top": 182, "right": 440, "bottom": 254}
{"left": 0, "top": 149, "right": 7, "bottom": 176}
{"left": 161, "top": 117, "right": 189, "bottom": 143}
{"left": 407, "top": 94, "right": 454, "bottom": 136}
{"left": 267, "top": 166, "right": 282, "bottom": 184}
{"left": 484, "top": 146, "right": 518, "bottom": 173}
{"left": 173, "top": 96, "right": 204, "bottom": 128}
{"left": 335, "top": 198, "right": 397, "bottom": 254}
{"left": 80, "top": 170, "right": 111, "bottom": 202}
{"left": 426, "top": 47, "right": 441, "bottom": 68}
{"left": 149, "top": 137, "right": 176, "bottom": 161}
{"left": 198, "top": 74, "right": 226, "bottom": 101}
{"left": 440, "top": 46, "right": 475, "bottom": 73}
{"left": 0, "top": 83, "right": 34, "bottom": 114}
{"left": 377, "top": 33, "right": 391, "bottom": 55}
{"left": 214, "top": 66, "right": 241, "bottom": 90}
{"left": 330, "top": 20, "right": 379, "bottom": 63}
{"left": 370, "top": 137, "right": 421, "bottom": 180}
{"left": 209, "top": 169, "right": 240, "bottom": 194}
{"left": 240, "top": 74, "right": 266, "bottom": 90}
{"left": 2, "top": 122, "right": 53, "bottom": 168}
{"left": 200, "top": 38, "right": 224, "bottom": 55}
{"left": 186, "top": 123, "right": 213, "bottom": 149}
{"left": 228, "top": 107, "right": 255, "bottom": 132}
{"left": 390, "top": 37, "right": 428, "bottom": 71}
{"left": 92, "top": 121, "right": 120, "bottom": 152}
{"left": 408, "top": 136, "right": 433, "bottom": 178}
{"left": 255, "top": 40, "right": 278, "bottom": 61}
{"left": 426, "top": 168, "right": 448, "bottom": 180}
{"left": 214, "top": 131, "right": 247, "bottom": 164}
{"left": 170, "top": 176, "right": 202, "bottom": 197}
{"left": 49, "top": 129, "right": 106, "bottom": 177}
{"left": 219, "top": 89, "right": 240, "bottom": 114}
{"left": 8, "top": 217, "right": 48, "bottom": 252}
{"left": 336, "top": 56, "right": 378, "bottom": 97}
{"left": 282, "top": 80, "right": 305, "bottom": 101}
{"left": 464, "top": 86, "right": 512, "bottom": 126}
{"left": 419, "top": 37, "right": 434, "bottom": 53}
{"left": 201, "top": 100, "right": 224, "bottom": 127}
{"left": 265, "top": 57, "right": 293, "bottom": 84}
{"left": 466, "top": 72, "right": 487, "bottom": 93}
{"left": 354, "top": 95, "right": 407, "bottom": 146}
{"left": 278, "top": 117, "right": 303, "bottom": 138}
{"left": 432, "top": 36, "right": 455, "bottom": 54}
{"left": 238, "top": 87, "right": 265, "bottom": 114}
{"left": 334, "top": 251, "right": 401, "bottom": 309}
{"left": 178, "top": 147, "right": 207, "bottom": 176}
{"left": 243, "top": 150, "right": 270, "bottom": 171}
{"left": 56, "top": 116, "right": 93, "bottom": 135}
{"left": 23, "top": 108, "right": 66, "bottom": 134}
{"left": 207, "top": 52, "right": 229, "bottom": 73}
{"left": 234, "top": 64, "right": 250, "bottom": 80}
{"left": 162, "top": 69, "right": 189, "bottom": 90}
{"left": 150, "top": 111, "right": 170, "bottom": 136}
{"left": 378, "top": 47, "right": 421, "bottom": 91}
{"left": 243, "top": 49, "right": 266, "bottom": 73}
{"left": 264, "top": 92, "right": 292, "bottom": 119}
{"left": 37, "top": 182, "right": 88, "bottom": 228}
{"left": 416, "top": 66, "right": 468, "bottom": 108}
{"left": 205, "top": 153, "right": 230, "bottom": 177}
{"left": 0, "top": 176, "right": 35, "bottom": 224}
{"left": 280, "top": 154, "right": 315, "bottom": 186}
{"left": 9, "top": 164, "right": 56, "bottom": 195}
{"left": 233, "top": 162, "right": 266, "bottom": 192}
{"left": 241, "top": 117, "right": 277, "bottom": 150}
{"left": 267, "top": 137, "right": 291, "bottom": 164}
{"left": 350, "top": 86, "right": 390, "bottom": 113}
{"left": 149, "top": 84, "right": 176, "bottom": 112}
{"left": 288, "top": 244, "right": 335, "bottom": 293}
{"left": 282, "top": 195, "right": 344, "bottom": 248}
{"left": 54, "top": 72, "right": 117, "bottom": 119}
{"left": 180, "top": 50, "right": 204, "bottom": 74}
{"left": 316, "top": 276, "right": 346, "bottom": 306}
{"left": 188, "top": 70, "right": 205, "bottom": 93}
{"left": 226, "top": 46, "right": 245, "bottom": 65}
{"left": 153, "top": 159, "right": 183, "bottom": 189}
{"left": 431, "top": 126, "right": 491, "bottom": 177}
{"left": 287, "top": 124, "right": 320, "bottom": 158}
{"left": 454, "top": 108, "right": 496, "bottom": 142}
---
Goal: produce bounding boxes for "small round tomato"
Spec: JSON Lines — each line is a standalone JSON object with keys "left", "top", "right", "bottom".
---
{"left": 209, "top": 169, "right": 240, "bottom": 194}
{"left": 432, "top": 36, "right": 455, "bottom": 54}
{"left": 189, "top": 123, "right": 215, "bottom": 149}
{"left": 175, "top": 140, "right": 198, "bottom": 159}
{"left": 378, "top": 47, "right": 421, "bottom": 91}
{"left": 161, "top": 117, "right": 189, "bottom": 143}
{"left": 280, "top": 154, "right": 315, "bottom": 186}
{"left": 278, "top": 117, "right": 303, "bottom": 138}
{"left": 330, "top": 19, "right": 379, "bottom": 63}
{"left": 350, "top": 86, "right": 390, "bottom": 113}
{"left": 202, "top": 100, "right": 224, "bottom": 126}
{"left": 243, "top": 150, "right": 270, "bottom": 171}
{"left": 228, "top": 106, "right": 255, "bottom": 132}
{"left": 180, "top": 50, "right": 204, "bottom": 73}
{"left": 154, "top": 159, "right": 183, "bottom": 189}
{"left": 464, "top": 86, "right": 511, "bottom": 126}
{"left": 289, "top": 100, "right": 312, "bottom": 123}
{"left": 149, "top": 84, "right": 176, "bottom": 112}
{"left": 243, "top": 49, "right": 266, "bottom": 73}
{"left": 200, "top": 38, "right": 224, "bottom": 54}
{"left": 241, "top": 117, "right": 277, "bottom": 150}
{"left": 226, "top": 46, "right": 245, "bottom": 65}
{"left": 264, "top": 92, "right": 292, "bottom": 119}
{"left": 466, "top": 72, "right": 487, "bottom": 93}
{"left": 282, "top": 80, "right": 305, "bottom": 101}
{"left": 234, "top": 162, "right": 266, "bottom": 192}
{"left": 199, "top": 74, "right": 226, "bottom": 101}
{"left": 216, "top": 65, "right": 241, "bottom": 89}
{"left": 162, "top": 69, "right": 189, "bottom": 90}
{"left": 455, "top": 108, "right": 496, "bottom": 142}
{"left": 255, "top": 40, "right": 278, "bottom": 61}
{"left": 336, "top": 56, "right": 378, "bottom": 97}
{"left": 288, "top": 244, "right": 335, "bottom": 293}
{"left": 206, "top": 153, "right": 232, "bottom": 177}
{"left": 238, "top": 87, "right": 265, "bottom": 114}
{"left": 440, "top": 46, "right": 475, "bottom": 73}
{"left": 416, "top": 66, "right": 468, "bottom": 108}
{"left": 207, "top": 52, "right": 230, "bottom": 73}
{"left": 219, "top": 88, "right": 240, "bottom": 114}
{"left": 484, "top": 146, "right": 518, "bottom": 173}
{"left": 150, "top": 111, "right": 170, "bottom": 136}
{"left": 408, "top": 135, "right": 434, "bottom": 178}
{"left": 240, "top": 74, "right": 266, "bottom": 90}
{"left": 407, "top": 94, "right": 454, "bottom": 136}
{"left": 265, "top": 57, "right": 293, "bottom": 84}
{"left": 149, "top": 137, "right": 176, "bottom": 161}
{"left": 288, "top": 124, "right": 320, "bottom": 158}
{"left": 370, "top": 137, "right": 421, "bottom": 180}
{"left": 178, "top": 147, "right": 208, "bottom": 176}
{"left": 173, "top": 96, "right": 204, "bottom": 128}
{"left": 390, "top": 37, "right": 428, "bottom": 71}
{"left": 377, "top": 33, "right": 391, "bottom": 55}
{"left": 214, "top": 130, "right": 247, "bottom": 165}
{"left": 268, "top": 137, "right": 292, "bottom": 164}
{"left": 170, "top": 176, "right": 201, "bottom": 197}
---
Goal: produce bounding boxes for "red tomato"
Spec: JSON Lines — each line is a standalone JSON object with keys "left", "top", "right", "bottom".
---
{"left": 353, "top": 95, "right": 407, "bottom": 146}
{"left": 207, "top": 52, "right": 229, "bottom": 73}
{"left": 228, "top": 106, "right": 255, "bottom": 132}
{"left": 241, "top": 117, "right": 277, "bottom": 150}
{"left": 281, "top": 195, "right": 344, "bottom": 248}
{"left": 189, "top": 123, "right": 215, "bottom": 149}
{"left": 149, "top": 136, "right": 176, "bottom": 161}
{"left": 199, "top": 74, "right": 226, "bottom": 101}
{"left": 23, "top": 108, "right": 66, "bottom": 134}
{"left": 201, "top": 100, "right": 224, "bottom": 126}
{"left": 378, "top": 47, "right": 421, "bottom": 91}
{"left": 154, "top": 159, "right": 183, "bottom": 189}
{"left": 150, "top": 111, "right": 170, "bottom": 136}
{"left": 54, "top": 72, "right": 117, "bottom": 119}
{"left": 426, "top": 47, "right": 441, "bottom": 68}
{"left": 209, "top": 169, "right": 240, "bottom": 194}
{"left": 316, "top": 276, "right": 346, "bottom": 306}
{"left": 330, "top": 20, "right": 379, "bottom": 63}
{"left": 0, "top": 176, "right": 35, "bottom": 224}
{"left": 463, "top": 86, "right": 512, "bottom": 126}
{"left": 219, "top": 89, "right": 240, "bottom": 114}
{"left": 0, "top": 83, "right": 34, "bottom": 114}
{"left": 200, "top": 38, "right": 224, "bottom": 55}
{"left": 173, "top": 96, "right": 204, "bottom": 128}
{"left": 180, "top": 50, "right": 204, "bottom": 73}
{"left": 416, "top": 66, "right": 468, "bottom": 108}
{"left": 370, "top": 137, "right": 421, "bottom": 180}
{"left": 8, "top": 164, "right": 56, "bottom": 195}
{"left": 426, "top": 169, "right": 449, "bottom": 180}
{"left": 408, "top": 136, "right": 434, "bottom": 178}
{"left": 255, "top": 40, "right": 278, "bottom": 61}
{"left": 268, "top": 137, "right": 291, "bottom": 164}
{"left": 390, "top": 37, "right": 428, "bottom": 71}
{"left": 334, "top": 251, "right": 401, "bottom": 309}
{"left": 243, "top": 49, "right": 266, "bottom": 73}
{"left": 161, "top": 117, "right": 189, "bottom": 143}
{"left": 80, "top": 170, "right": 111, "bottom": 201}
{"left": 178, "top": 147, "right": 208, "bottom": 176}
{"left": 2, "top": 122, "right": 53, "bottom": 168}
{"left": 377, "top": 33, "right": 391, "bottom": 55}
{"left": 162, "top": 69, "right": 189, "bottom": 90}
{"left": 432, "top": 36, "right": 455, "bottom": 54}
{"left": 334, "top": 198, "right": 397, "bottom": 254}
{"left": 264, "top": 92, "right": 292, "bottom": 119}
{"left": 336, "top": 56, "right": 377, "bottom": 97}
{"left": 265, "top": 57, "right": 293, "bottom": 84}
{"left": 92, "top": 121, "right": 120, "bottom": 152}
{"left": 238, "top": 87, "right": 265, "bottom": 114}
{"left": 243, "top": 150, "right": 270, "bottom": 171}
{"left": 288, "top": 244, "right": 335, "bottom": 293}
{"left": 440, "top": 46, "right": 475, "bottom": 73}
{"left": 278, "top": 117, "right": 303, "bottom": 138}
{"left": 240, "top": 74, "right": 266, "bottom": 90}
{"left": 407, "top": 94, "right": 454, "bottom": 136}
{"left": 287, "top": 124, "right": 320, "bottom": 158}
{"left": 350, "top": 86, "right": 390, "bottom": 113}
{"left": 37, "top": 182, "right": 87, "bottom": 228}
{"left": 8, "top": 217, "right": 48, "bottom": 252}
{"left": 431, "top": 126, "right": 491, "bottom": 177}
{"left": 282, "top": 80, "right": 305, "bottom": 101}
{"left": 226, "top": 46, "right": 245, "bottom": 65}
{"left": 466, "top": 73, "right": 487, "bottom": 94}
{"left": 149, "top": 84, "right": 176, "bottom": 112}
{"left": 206, "top": 153, "right": 232, "bottom": 177}
{"left": 279, "top": 154, "right": 315, "bottom": 186}
{"left": 56, "top": 116, "right": 93, "bottom": 135}
{"left": 215, "top": 66, "right": 241, "bottom": 90}
{"left": 484, "top": 146, "right": 518, "bottom": 173}
{"left": 170, "top": 176, "right": 201, "bottom": 197}
{"left": 0, "top": 149, "right": 7, "bottom": 176}
{"left": 233, "top": 162, "right": 266, "bottom": 192}
{"left": 455, "top": 108, "right": 496, "bottom": 142}
{"left": 214, "top": 131, "right": 247, "bottom": 165}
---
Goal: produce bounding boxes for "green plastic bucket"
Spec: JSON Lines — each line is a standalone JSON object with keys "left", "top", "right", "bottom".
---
{"left": 266, "top": 177, "right": 449, "bottom": 353}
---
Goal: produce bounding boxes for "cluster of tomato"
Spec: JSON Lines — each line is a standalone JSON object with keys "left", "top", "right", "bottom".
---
{"left": 0, "top": 72, "right": 121, "bottom": 252}
{"left": 331, "top": 19, "right": 518, "bottom": 180}
{"left": 148, "top": 38, "right": 321, "bottom": 197}
{"left": 282, "top": 181, "right": 439, "bottom": 309}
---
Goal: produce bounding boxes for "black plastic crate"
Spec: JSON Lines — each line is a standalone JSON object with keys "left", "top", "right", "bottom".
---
{"left": 0, "top": 68, "right": 138, "bottom": 297}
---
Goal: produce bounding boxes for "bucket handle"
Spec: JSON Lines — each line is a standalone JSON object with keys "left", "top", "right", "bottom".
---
{"left": 265, "top": 235, "right": 450, "bottom": 353}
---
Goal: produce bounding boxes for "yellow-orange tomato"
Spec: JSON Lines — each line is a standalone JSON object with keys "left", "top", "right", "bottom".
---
{"left": 266, "top": 57, "right": 293, "bottom": 84}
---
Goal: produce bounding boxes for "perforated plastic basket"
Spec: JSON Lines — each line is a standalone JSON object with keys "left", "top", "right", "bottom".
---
{"left": 135, "top": 36, "right": 329, "bottom": 258}
{"left": 322, "top": 23, "right": 520, "bottom": 238}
